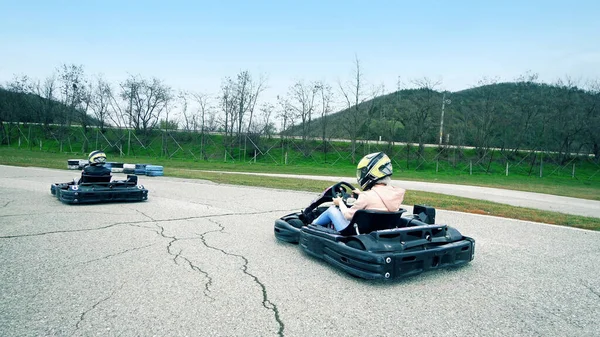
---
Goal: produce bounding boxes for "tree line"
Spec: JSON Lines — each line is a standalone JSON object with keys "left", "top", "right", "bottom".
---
{"left": 1, "top": 59, "right": 598, "bottom": 163}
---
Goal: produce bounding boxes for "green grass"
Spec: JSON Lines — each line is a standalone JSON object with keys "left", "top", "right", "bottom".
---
{"left": 167, "top": 169, "right": 599, "bottom": 231}
{"left": 2, "top": 147, "right": 598, "bottom": 200}
{"left": 1, "top": 147, "right": 599, "bottom": 231}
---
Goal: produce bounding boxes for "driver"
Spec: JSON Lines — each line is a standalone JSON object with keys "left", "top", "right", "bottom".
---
{"left": 78, "top": 150, "right": 112, "bottom": 183}
{"left": 312, "top": 152, "right": 405, "bottom": 231}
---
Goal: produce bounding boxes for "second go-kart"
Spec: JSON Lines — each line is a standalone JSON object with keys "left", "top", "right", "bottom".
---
{"left": 51, "top": 173, "right": 148, "bottom": 204}
{"left": 274, "top": 181, "right": 475, "bottom": 280}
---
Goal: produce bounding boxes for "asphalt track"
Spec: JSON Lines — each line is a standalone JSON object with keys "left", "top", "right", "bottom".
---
{"left": 1, "top": 165, "right": 599, "bottom": 337}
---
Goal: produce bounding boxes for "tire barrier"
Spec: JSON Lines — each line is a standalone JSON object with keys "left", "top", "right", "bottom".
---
{"left": 145, "top": 165, "right": 164, "bottom": 177}
{"left": 66, "top": 159, "right": 164, "bottom": 176}
{"left": 108, "top": 162, "right": 124, "bottom": 173}
{"left": 123, "top": 163, "right": 136, "bottom": 174}
{"left": 67, "top": 159, "right": 86, "bottom": 170}
{"left": 134, "top": 164, "right": 147, "bottom": 175}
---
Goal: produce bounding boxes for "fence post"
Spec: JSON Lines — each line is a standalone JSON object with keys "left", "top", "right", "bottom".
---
{"left": 18, "top": 137, "right": 21, "bottom": 148}
{"left": 285, "top": 152, "right": 288, "bottom": 165}
{"left": 470, "top": 160, "right": 472, "bottom": 175}
{"left": 506, "top": 162, "right": 509, "bottom": 176}
{"left": 540, "top": 154, "right": 543, "bottom": 178}
{"left": 572, "top": 164, "right": 575, "bottom": 178}
{"left": 436, "top": 160, "right": 439, "bottom": 173}
{"left": 128, "top": 130, "right": 131, "bottom": 156}
{"left": 95, "top": 130, "right": 98, "bottom": 149}
{"left": 40, "top": 140, "right": 42, "bottom": 150}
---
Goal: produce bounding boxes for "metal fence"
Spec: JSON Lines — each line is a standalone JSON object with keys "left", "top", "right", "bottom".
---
{"left": 3, "top": 122, "right": 599, "bottom": 182}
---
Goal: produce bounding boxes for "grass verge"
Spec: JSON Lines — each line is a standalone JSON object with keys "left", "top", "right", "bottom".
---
{"left": 0, "top": 148, "right": 598, "bottom": 231}
{"left": 167, "top": 169, "right": 600, "bottom": 231}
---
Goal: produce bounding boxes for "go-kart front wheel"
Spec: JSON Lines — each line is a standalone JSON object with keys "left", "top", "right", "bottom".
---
{"left": 274, "top": 213, "right": 305, "bottom": 244}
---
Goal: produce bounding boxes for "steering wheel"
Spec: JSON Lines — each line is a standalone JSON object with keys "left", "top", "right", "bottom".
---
{"left": 330, "top": 181, "right": 358, "bottom": 203}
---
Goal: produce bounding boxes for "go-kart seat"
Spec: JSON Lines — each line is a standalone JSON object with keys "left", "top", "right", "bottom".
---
{"left": 80, "top": 174, "right": 112, "bottom": 183}
{"left": 339, "top": 209, "right": 406, "bottom": 236}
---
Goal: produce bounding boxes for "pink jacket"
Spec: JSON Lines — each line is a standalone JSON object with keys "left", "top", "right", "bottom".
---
{"left": 339, "top": 184, "right": 406, "bottom": 220}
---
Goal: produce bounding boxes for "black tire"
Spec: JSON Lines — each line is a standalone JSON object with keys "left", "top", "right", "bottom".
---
{"left": 288, "top": 217, "right": 304, "bottom": 229}
{"left": 345, "top": 239, "right": 366, "bottom": 251}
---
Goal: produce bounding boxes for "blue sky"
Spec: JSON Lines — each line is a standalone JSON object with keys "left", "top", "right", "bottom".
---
{"left": 1, "top": 0, "right": 598, "bottom": 102}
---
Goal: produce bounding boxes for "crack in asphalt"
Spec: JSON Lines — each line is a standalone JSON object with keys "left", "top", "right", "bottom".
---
{"left": 201, "top": 218, "right": 285, "bottom": 337}
{"left": 2, "top": 200, "right": 12, "bottom": 208}
{"left": 0, "top": 209, "right": 297, "bottom": 239}
{"left": 0, "top": 222, "right": 124, "bottom": 239}
{"left": 581, "top": 281, "right": 600, "bottom": 299}
{"left": 76, "top": 243, "right": 157, "bottom": 266}
{"left": 0, "top": 210, "right": 131, "bottom": 219}
{"left": 154, "top": 222, "right": 215, "bottom": 301}
{"left": 72, "top": 282, "right": 125, "bottom": 335}
{"left": 132, "top": 209, "right": 155, "bottom": 221}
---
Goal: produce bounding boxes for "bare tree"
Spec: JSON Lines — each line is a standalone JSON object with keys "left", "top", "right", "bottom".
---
{"left": 57, "top": 64, "right": 86, "bottom": 127}
{"left": 549, "top": 76, "right": 587, "bottom": 162}
{"left": 33, "top": 74, "right": 58, "bottom": 127}
{"left": 90, "top": 76, "right": 113, "bottom": 132}
{"left": 190, "top": 91, "right": 213, "bottom": 133}
{"left": 460, "top": 77, "right": 501, "bottom": 162}
{"left": 276, "top": 95, "right": 295, "bottom": 163}
{"left": 255, "top": 102, "right": 276, "bottom": 137}
{"left": 220, "top": 76, "right": 237, "bottom": 137}
{"left": 244, "top": 72, "right": 267, "bottom": 136}
{"left": 190, "top": 91, "right": 214, "bottom": 159}
{"left": 178, "top": 91, "right": 193, "bottom": 132}
{"left": 289, "top": 79, "right": 318, "bottom": 154}
{"left": 504, "top": 72, "right": 543, "bottom": 153}
{"left": 338, "top": 55, "right": 372, "bottom": 163}
{"left": 316, "top": 81, "right": 334, "bottom": 161}
{"left": 402, "top": 77, "right": 442, "bottom": 157}
{"left": 119, "top": 75, "right": 172, "bottom": 135}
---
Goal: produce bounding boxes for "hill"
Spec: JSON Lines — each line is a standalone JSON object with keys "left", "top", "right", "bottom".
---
{"left": 0, "top": 87, "right": 101, "bottom": 131}
{"left": 283, "top": 81, "right": 600, "bottom": 160}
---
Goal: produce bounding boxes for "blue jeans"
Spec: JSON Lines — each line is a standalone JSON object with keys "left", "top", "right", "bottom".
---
{"left": 312, "top": 206, "right": 350, "bottom": 232}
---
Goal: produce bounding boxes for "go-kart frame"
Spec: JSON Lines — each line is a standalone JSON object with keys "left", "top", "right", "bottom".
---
{"left": 274, "top": 181, "right": 475, "bottom": 280}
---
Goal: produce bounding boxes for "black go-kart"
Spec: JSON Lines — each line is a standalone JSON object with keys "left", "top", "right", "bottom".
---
{"left": 51, "top": 173, "right": 149, "bottom": 204}
{"left": 274, "top": 181, "right": 475, "bottom": 280}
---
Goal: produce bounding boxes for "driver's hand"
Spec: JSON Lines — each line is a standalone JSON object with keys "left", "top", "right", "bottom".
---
{"left": 352, "top": 189, "right": 361, "bottom": 195}
{"left": 332, "top": 197, "right": 342, "bottom": 206}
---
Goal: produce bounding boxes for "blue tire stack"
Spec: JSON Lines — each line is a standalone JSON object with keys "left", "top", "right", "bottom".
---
{"left": 134, "top": 164, "right": 147, "bottom": 175}
{"left": 145, "top": 165, "right": 164, "bottom": 177}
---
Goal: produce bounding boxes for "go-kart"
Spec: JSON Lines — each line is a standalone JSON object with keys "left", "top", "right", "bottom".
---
{"left": 274, "top": 181, "right": 475, "bottom": 280}
{"left": 50, "top": 173, "right": 148, "bottom": 204}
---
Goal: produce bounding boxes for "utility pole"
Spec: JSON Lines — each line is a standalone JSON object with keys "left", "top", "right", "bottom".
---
{"left": 439, "top": 92, "right": 451, "bottom": 145}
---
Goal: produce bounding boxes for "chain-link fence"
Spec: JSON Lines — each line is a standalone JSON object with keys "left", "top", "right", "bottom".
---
{"left": 2, "top": 122, "right": 599, "bottom": 182}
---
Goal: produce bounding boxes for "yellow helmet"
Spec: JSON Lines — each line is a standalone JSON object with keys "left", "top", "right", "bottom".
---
{"left": 88, "top": 150, "right": 107, "bottom": 165}
{"left": 356, "top": 152, "right": 393, "bottom": 190}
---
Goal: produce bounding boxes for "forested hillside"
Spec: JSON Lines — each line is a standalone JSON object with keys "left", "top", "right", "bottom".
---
{"left": 285, "top": 80, "right": 600, "bottom": 161}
